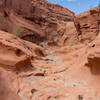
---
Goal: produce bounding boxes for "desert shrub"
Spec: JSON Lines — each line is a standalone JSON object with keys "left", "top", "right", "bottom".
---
{"left": 78, "top": 95, "right": 83, "bottom": 100}
{"left": 64, "top": 18, "right": 71, "bottom": 22}
{"left": 13, "top": 26, "right": 22, "bottom": 37}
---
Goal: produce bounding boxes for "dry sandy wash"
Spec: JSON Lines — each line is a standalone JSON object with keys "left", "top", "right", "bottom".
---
{"left": 0, "top": 0, "right": 100, "bottom": 100}
{"left": 0, "top": 30, "right": 100, "bottom": 100}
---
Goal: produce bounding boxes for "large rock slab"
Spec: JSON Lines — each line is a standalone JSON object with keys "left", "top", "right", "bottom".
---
{"left": 0, "top": 31, "right": 46, "bottom": 72}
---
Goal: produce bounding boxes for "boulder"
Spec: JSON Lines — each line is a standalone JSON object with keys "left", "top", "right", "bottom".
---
{"left": 86, "top": 34, "right": 100, "bottom": 75}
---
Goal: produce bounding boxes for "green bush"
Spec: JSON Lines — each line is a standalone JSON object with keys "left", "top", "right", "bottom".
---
{"left": 13, "top": 26, "right": 22, "bottom": 37}
{"left": 78, "top": 95, "right": 83, "bottom": 100}
{"left": 64, "top": 18, "right": 71, "bottom": 22}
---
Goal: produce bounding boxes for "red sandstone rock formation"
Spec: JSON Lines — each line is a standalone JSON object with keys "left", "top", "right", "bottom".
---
{"left": 0, "top": 31, "right": 46, "bottom": 100}
{"left": 3, "top": 0, "right": 74, "bottom": 22}
{"left": 75, "top": 7, "right": 100, "bottom": 42}
{"left": 0, "top": 1, "right": 100, "bottom": 100}
{"left": 57, "top": 7, "right": 100, "bottom": 46}
{"left": 0, "top": 68, "right": 21, "bottom": 100}
{"left": 0, "top": 30, "right": 46, "bottom": 72}
{"left": 0, "top": 0, "right": 74, "bottom": 45}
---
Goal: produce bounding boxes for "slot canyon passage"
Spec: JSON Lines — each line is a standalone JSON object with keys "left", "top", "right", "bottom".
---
{"left": 0, "top": 0, "right": 100, "bottom": 100}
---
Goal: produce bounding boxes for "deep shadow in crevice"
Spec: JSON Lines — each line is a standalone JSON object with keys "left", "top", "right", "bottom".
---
{"left": 86, "top": 58, "right": 100, "bottom": 75}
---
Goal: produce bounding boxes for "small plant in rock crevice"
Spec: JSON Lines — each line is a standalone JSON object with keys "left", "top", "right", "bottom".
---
{"left": 64, "top": 18, "right": 71, "bottom": 22}
{"left": 78, "top": 95, "right": 83, "bottom": 100}
{"left": 13, "top": 26, "right": 22, "bottom": 37}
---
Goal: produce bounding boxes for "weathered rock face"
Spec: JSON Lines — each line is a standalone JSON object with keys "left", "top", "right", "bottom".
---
{"left": 57, "top": 21, "right": 78, "bottom": 46}
{"left": 86, "top": 34, "right": 100, "bottom": 75}
{"left": 3, "top": 0, "right": 74, "bottom": 22}
{"left": 87, "top": 49, "right": 100, "bottom": 75}
{"left": 0, "top": 31, "right": 47, "bottom": 100}
{"left": 0, "top": 31, "right": 46, "bottom": 72}
{"left": 31, "top": 0, "right": 74, "bottom": 23}
{"left": 45, "top": 7, "right": 100, "bottom": 46}
{"left": 0, "top": 0, "right": 74, "bottom": 45}
{"left": 0, "top": 31, "right": 31, "bottom": 71}
{"left": 0, "top": 68, "right": 21, "bottom": 100}
{"left": 2, "top": 1, "right": 100, "bottom": 100}
{"left": 1, "top": 0, "right": 100, "bottom": 46}
{"left": 75, "top": 7, "right": 100, "bottom": 42}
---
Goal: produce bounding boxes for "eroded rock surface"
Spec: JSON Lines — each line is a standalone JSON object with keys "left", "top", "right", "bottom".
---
{"left": 0, "top": 1, "right": 100, "bottom": 100}
{"left": 0, "top": 68, "right": 21, "bottom": 100}
{"left": 75, "top": 7, "right": 100, "bottom": 42}
{"left": 0, "top": 0, "right": 74, "bottom": 45}
{"left": 0, "top": 31, "right": 46, "bottom": 72}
